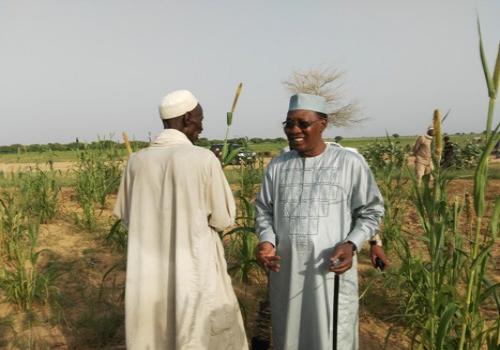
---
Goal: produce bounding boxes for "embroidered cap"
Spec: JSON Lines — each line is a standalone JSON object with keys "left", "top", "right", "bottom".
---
{"left": 288, "top": 93, "right": 328, "bottom": 114}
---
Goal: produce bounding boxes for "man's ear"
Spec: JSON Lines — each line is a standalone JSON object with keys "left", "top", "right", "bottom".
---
{"left": 320, "top": 118, "right": 328, "bottom": 131}
{"left": 182, "top": 112, "right": 191, "bottom": 127}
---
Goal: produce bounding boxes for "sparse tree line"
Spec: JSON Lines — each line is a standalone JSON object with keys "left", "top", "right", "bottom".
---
{"left": 0, "top": 134, "right": 487, "bottom": 170}
{"left": 0, "top": 138, "right": 290, "bottom": 154}
{"left": 0, "top": 140, "right": 150, "bottom": 154}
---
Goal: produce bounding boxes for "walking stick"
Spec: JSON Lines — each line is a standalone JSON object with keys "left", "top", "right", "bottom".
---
{"left": 332, "top": 273, "right": 340, "bottom": 350}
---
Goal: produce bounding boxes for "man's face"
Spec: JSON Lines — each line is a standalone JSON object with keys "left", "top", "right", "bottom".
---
{"left": 284, "top": 109, "right": 327, "bottom": 156}
{"left": 186, "top": 104, "right": 204, "bottom": 143}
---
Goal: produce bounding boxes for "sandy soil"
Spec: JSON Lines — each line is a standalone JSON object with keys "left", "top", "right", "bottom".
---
{"left": 0, "top": 161, "right": 76, "bottom": 173}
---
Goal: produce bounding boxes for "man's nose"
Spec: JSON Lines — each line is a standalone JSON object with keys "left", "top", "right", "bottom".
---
{"left": 287, "top": 125, "right": 302, "bottom": 134}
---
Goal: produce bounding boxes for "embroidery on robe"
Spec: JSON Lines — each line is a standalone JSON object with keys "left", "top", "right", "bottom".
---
{"left": 278, "top": 165, "right": 343, "bottom": 236}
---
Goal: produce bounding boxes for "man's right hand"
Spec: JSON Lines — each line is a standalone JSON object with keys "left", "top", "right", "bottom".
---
{"left": 256, "top": 242, "right": 281, "bottom": 272}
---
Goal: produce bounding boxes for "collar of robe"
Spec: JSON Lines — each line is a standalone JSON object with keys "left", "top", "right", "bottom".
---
{"left": 150, "top": 129, "right": 192, "bottom": 147}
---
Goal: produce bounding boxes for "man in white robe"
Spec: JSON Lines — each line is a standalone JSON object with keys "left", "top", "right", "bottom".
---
{"left": 255, "top": 93, "right": 384, "bottom": 350}
{"left": 114, "top": 90, "right": 248, "bottom": 350}
{"left": 413, "top": 127, "right": 434, "bottom": 184}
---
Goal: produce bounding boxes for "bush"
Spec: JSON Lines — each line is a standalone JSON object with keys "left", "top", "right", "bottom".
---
{"left": 74, "top": 141, "right": 124, "bottom": 231}
{"left": 0, "top": 192, "right": 59, "bottom": 311}
{"left": 18, "top": 165, "right": 60, "bottom": 224}
{"left": 361, "top": 139, "right": 408, "bottom": 172}
{"left": 441, "top": 141, "right": 482, "bottom": 169}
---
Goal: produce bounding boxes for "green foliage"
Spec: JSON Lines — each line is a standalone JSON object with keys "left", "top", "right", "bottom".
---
{"left": 224, "top": 159, "right": 265, "bottom": 286}
{"left": 386, "top": 176, "right": 470, "bottom": 348}
{"left": 381, "top": 21, "right": 500, "bottom": 349}
{"left": 362, "top": 136, "right": 409, "bottom": 251}
{"left": 196, "top": 137, "right": 211, "bottom": 147}
{"left": 383, "top": 144, "right": 500, "bottom": 350}
{"left": 0, "top": 192, "right": 25, "bottom": 260}
{"left": 106, "top": 219, "right": 128, "bottom": 253}
{"left": 0, "top": 193, "right": 60, "bottom": 312}
{"left": 73, "top": 141, "right": 123, "bottom": 231}
{"left": 443, "top": 141, "right": 482, "bottom": 169}
{"left": 17, "top": 165, "right": 60, "bottom": 223}
{"left": 361, "top": 137, "right": 408, "bottom": 173}
{"left": 77, "top": 297, "right": 124, "bottom": 348}
{"left": 225, "top": 225, "right": 260, "bottom": 285}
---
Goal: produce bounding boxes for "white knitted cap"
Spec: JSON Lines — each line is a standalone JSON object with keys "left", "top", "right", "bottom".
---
{"left": 159, "top": 90, "right": 198, "bottom": 120}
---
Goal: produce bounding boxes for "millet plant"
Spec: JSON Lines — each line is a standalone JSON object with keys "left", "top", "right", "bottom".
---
{"left": 385, "top": 21, "right": 499, "bottom": 349}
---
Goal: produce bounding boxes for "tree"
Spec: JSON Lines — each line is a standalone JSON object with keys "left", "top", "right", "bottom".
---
{"left": 196, "top": 138, "right": 210, "bottom": 147}
{"left": 282, "top": 67, "right": 364, "bottom": 127}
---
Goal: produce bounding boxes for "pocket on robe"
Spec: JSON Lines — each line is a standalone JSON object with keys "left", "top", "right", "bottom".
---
{"left": 209, "top": 304, "right": 236, "bottom": 335}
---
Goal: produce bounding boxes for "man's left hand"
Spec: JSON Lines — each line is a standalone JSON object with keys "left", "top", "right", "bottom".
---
{"left": 329, "top": 242, "right": 355, "bottom": 274}
{"left": 370, "top": 245, "right": 389, "bottom": 270}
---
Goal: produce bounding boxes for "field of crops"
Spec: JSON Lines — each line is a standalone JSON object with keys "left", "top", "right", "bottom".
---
{"left": 0, "top": 128, "right": 498, "bottom": 349}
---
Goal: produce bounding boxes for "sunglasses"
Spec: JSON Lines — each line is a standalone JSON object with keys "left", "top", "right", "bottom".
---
{"left": 282, "top": 119, "right": 323, "bottom": 129}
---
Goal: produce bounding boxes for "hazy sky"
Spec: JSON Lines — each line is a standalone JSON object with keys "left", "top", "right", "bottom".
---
{"left": 0, "top": 0, "right": 499, "bottom": 145}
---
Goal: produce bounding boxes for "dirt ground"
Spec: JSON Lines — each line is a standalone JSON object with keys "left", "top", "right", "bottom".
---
{"left": 0, "top": 165, "right": 498, "bottom": 348}
{"left": 0, "top": 161, "right": 76, "bottom": 173}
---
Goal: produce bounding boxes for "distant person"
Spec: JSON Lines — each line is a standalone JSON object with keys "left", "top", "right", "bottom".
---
{"left": 255, "top": 93, "right": 385, "bottom": 349}
{"left": 114, "top": 90, "right": 247, "bottom": 349}
{"left": 441, "top": 136, "right": 455, "bottom": 168}
{"left": 413, "top": 127, "right": 434, "bottom": 184}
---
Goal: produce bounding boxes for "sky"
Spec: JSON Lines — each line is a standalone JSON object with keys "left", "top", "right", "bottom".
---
{"left": 0, "top": 0, "right": 499, "bottom": 145}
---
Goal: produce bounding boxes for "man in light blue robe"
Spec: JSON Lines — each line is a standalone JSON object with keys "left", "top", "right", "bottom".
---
{"left": 255, "top": 93, "right": 384, "bottom": 350}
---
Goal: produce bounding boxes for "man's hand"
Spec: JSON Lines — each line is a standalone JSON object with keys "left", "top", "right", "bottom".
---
{"left": 256, "top": 242, "right": 281, "bottom": 272}
{"left": 370, "top": 245, "right": 389, "bottom": 270}
{"left": 329, "top": 242, "right": 355, "bottom": 274}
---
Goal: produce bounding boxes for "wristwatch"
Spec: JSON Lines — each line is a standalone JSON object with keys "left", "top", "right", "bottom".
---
{"left": 347, "top": 241, "right": 357, "bottom": 252}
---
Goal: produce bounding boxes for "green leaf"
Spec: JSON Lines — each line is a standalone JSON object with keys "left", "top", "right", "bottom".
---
{"left": 477, "top": 17, "right": 494, "bottom": 97}
{"left": 478, "top": 282, "right": 500, "bottom": 304}
{"left": 223, "top": 226, "right": 255, "bottom": 238}
{"left": 473, "top": 123, "right": 500, "bottom": 217}
{"left": 436, "top": 303, "right": 458, "bottom": 349}
{"left": 492, "top": 44, "right": 500, "bottom": 98}
{"left": 470, "top": 242, "right": 493, "bottom": 271}
{"left": 441, "top": 109, "right": 452, "bottom": 124}
{"left": 222, "top": 146, "right": 243, "bottom": 166}
{"left": 490, "top": 196, "right": 500, "bottom": 240}
{"left": 226, "top": 111, "right": 233, "bottom": 127}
